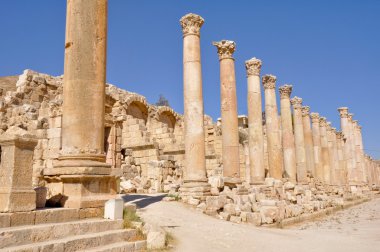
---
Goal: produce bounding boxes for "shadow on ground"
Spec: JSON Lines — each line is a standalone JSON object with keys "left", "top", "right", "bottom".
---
{"left": 122, "top": 194, "right": 167, "bottom": 209}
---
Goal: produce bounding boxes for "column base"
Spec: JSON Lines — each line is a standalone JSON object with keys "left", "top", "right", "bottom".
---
{"left": 223, "top": 177, "right": 242, "bottom": 188}
{"left": 43, "top": 159, "right": 116, "bottom": 209}
{"left": 179, "top": 180, "right": 211, "bottom": 202}
{"left": 250, "top": 176, "right": 265, "bottom": 185}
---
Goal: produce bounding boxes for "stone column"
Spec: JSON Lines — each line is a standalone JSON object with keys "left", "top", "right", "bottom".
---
{"left": 262, "top": 75, "right": 284, "bottom": 179}
{"left": 348, "top": 113, "right": 359, "bottom": 183}
{"left": 353, "top": 121, "right": 366, "bottom": 184}
{"left": 279, "top": 85, "right": 296, "bottom": 182}
{"left": 336, "top": 131, "right": 347, "bottom": 186}
{"left": 319, "top": 117, "right": 331, "bottom": 184}
{"left": 301, "top": 106, "right": 316, "bottom": 178}
{"left": 338, "top": 107, "right": 355, "bottom": 184}
{"left": 179, "top": 13, "right": 210, "bottom": 198}
{"left": 213, "top": 40, "right": 240, "bottom": 184}
{"left": 245, "top": 58, "right": 265, "bottom": 184}
{"left": 44, "top": 0, "right": 115, "bottom": 209}
{"left": 290, "top": 97, "right": 307, "bottom": 183}
{"left": 310, "top": 113, "right": 324, "bottom": 182}
{"left": 329, "top": 127, "right": 340, "bottom": 185}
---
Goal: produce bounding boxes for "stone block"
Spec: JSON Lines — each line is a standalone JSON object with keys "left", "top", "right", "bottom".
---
{"left": 230, "top": 215, "right": 242, "bottom": 224}
{"left": 259, "top": 199, "right": 277, "bottom": 206}
{"left": 260, "top": 206, "right": 279, "bottom": 224}
{"left": 124, "top": 202, "right": 137, "bottom": 213}
{"left": 0, "top": 213, "right": 11, "bottom": 228}
{"left": 34, "top": 186, "right": 47, "bottom": 208}
{"left": 10, "top": 211, "right": 35, "bottom": 226}
{"left": 246, "top": 212, "right": 262, "bottom": 226}
{"left": 146, "top": 226, "right": 166, "bottom": 250}
{"left": 205, "top": 195, "right": 226, "bottom": 211}
{"left": 35, "top": 208, "right": 79, "bottom": 224}
{"left": 104, "top": 199, "right": 124, "bottom": 220}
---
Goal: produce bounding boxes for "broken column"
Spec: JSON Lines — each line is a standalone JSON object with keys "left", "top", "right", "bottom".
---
{"left": 279, "top": 84, "right": 296, "bottom": 182}
{"left": 319, "top": 117, "right": 331, "bottom": 184}
{"left": 262, "top": 75, "right": 283, "bottom": 179}
{"left": 213, "top": 40, "right": 240, "bottom": 184}
{"left": 44, "top": 0, "right": 116, "bottom": 208}
{"left": 291, "top": 97, "right": 307, "bottom": 183}
{"left": 310, "top": 113, "right": 324, "bottom": 182}
{"left": 301, "top": 106, "right": 316, "bottom": 177}
{"left": 245, "top": 58, "right": 265, "bottom": 184}
{"left": 179, "top": 13, "right": 210, "bottom": 198}
{"left": 0, "top": 134, "right": 38, "bottom": 212}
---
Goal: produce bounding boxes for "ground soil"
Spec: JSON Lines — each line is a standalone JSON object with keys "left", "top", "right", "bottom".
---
{"left": 125, "top": 194, "right": 380, "bottom": 252}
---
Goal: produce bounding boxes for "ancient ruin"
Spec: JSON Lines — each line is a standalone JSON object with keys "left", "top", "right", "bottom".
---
{"left": 0, "top": 2, "right": 379, "bottom": 251}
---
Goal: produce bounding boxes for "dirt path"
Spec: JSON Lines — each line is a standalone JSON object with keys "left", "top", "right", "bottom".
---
{"left": 127, "top": 195, "right": 380, "bottom": 252}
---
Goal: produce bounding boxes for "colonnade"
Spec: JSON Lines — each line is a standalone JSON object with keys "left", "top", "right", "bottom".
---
{"left": 180, "top": 13, "right": 380, "bottom": 191}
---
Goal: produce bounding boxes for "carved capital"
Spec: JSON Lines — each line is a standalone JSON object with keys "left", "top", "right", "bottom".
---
{"left": 212, "top": 40, "right": 236, "bottom": 60}
{"left": 319, "top": 117, "right": 327, "bottom": 126}
{"left": 336, "top": 131, "right": 344, "bottom": 139}
{"left": 301, "top": 106, "right": 310, "bottom": 117}
{"left": 310, "top": 112, "right": 320, "bottom": 123}
{"left": 245, "top": 57, "right": 262, "bottom": 76}
{"left": 338, "top": 107, "right": 348, "bottom": 118}
{"left": 348, "top": 113, "right": 354, "bottom": 121}
{"left": 262, "top": 74, "right": 277, "bottom": 89}
{"left": 290, "top": 96, "right": 303, "bottom": 109}
{"left": 180, "top": 13, "right": 204, "bottom": 37}
{"left": 279, "top": 84, "right": 292, "bottom": 99}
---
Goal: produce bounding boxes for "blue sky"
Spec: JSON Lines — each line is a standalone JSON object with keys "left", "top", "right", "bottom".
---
{"left": 1, "top": 1, "right": 379, "bottom": 158}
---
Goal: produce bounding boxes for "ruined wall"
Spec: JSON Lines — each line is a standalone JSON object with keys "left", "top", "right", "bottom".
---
{"left": 0, "top": 70, "right": 251, "bottom": 195}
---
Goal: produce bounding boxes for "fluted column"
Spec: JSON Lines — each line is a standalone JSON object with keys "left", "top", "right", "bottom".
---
{"left": 319, "top": 117, "right": 331, "bottom": 184}
{"left": 213, "top": 40, "right": 240, "bottom": 184}
{"left": 353, "top": 121, "right": 366, "bottom": 184}
{"left": 291, "top": 97, "right": 307, "bottom": 183}
{"left": 310, "top": 113, "right": 323, "bottom": 182}
{"left": 245, "top": 58, "right": 265, "bottom": 184}
{"left": 279, "top": 85, "right": 296, "bottom": 182}
{"left": 179, "top": 13, "right": 210, "bottom": 196}
{"left": 329, "top": 126, "right": 340, "bottom": 185}
{"left": 262, "top": 75, "right": 284, "bottom": 179}
{"left": 301, "top": 106, "right": 316, "bottom": 177}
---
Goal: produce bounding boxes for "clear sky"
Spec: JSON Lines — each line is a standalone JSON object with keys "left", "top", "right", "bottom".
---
{"left": 1, "top": 0, "right": 379, "bottom": 159}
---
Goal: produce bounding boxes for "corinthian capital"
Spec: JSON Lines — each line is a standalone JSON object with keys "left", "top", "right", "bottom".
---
{"left": 290, "top": 96, "right": 303, "bottom": 109}
{"left": 262, "top": 74, "right": 277, "bottom": 89}
{"left": 301, "top": 106, "right": 310, "bottom": 117}
{"left": 245, "top": 57, "right": 262, "bottom": 76}
{"left": 180, "top": 13, "right": 204, "bottom": 37}
{"left": 338, "top": 107, "right": 348, "bottom": 118}
{"left": 336, "top": 131, "right": 344, "bottom": 139}
{"left": 348, "top": 113, "right": 354, "bottom": 121}
{"left": 319, "top": 117, "right": 327, "bottom": 126}
{"left": 310, "top": 112, "right": 320, "bottom": 123}
{"left": 212, "top": 40, "right": 236, "bottom": 60}
{"left": 279, "top": 84, "right": 292, "bottom": 99}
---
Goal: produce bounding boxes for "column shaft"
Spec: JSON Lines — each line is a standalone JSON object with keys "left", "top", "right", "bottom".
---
{"left": 319, "top": 117, "right": 331, "bottom": 184}
{"left": 181, "top": 14, "right": 207, "bottom": 182}
{"left": 214, "top": 40, "right": 240, "bottom": 182}
{"left": 279, "top": 85, "right": 296, "bottom": 182}
{"left": 291, "top": 97, "right": 307, "bottom": 183}
{"left": 262, "top": 75, "right": 284, "bottom": 179}
{"left": 301, "top": 106, "right": 316, "bottom": 177}
{"left": 245, "top": 58, "right": 265, "bottom": 183}
{"left": 310, "top": 113, "right": 323, "bottom": 181}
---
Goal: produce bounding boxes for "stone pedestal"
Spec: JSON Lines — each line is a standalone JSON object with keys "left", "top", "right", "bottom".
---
{"left": 301, "top": 106, "right": 316, "bottom": 177}
{"left": 179, "top": 13, "right": 210, "bottom": 196}
{"left": 291, "top": 97, "right": 307, "bottom": 184}
{"left": 245, "top": 58, "right": 265, "bottom": 184}
{"left": 44, "top": 0, "right": 116, "bottom": 208}
{"left": 0, "top": 135, "right": 38, "bottom": 212}
{"left": 262, "top": 75, "right": 284, "bottom": 179}
{"left": 213, "top": 40, "right": 240, "bottom": 184}
{"left": 310, "top": 113, "right": 324, "bottom": 181}
{"left": 279, "top": 85, "right": 296, "bottom": 182}
{"left": 319, "top": 117, "right": 331, "bottom": 184}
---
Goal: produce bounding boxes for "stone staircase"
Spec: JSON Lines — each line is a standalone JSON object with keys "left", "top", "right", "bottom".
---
{"left": 0, "top": 218, "right": 146, "bottom": 252}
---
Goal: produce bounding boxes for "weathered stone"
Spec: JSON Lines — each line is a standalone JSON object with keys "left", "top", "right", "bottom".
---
{"left": 246, "top": 212, "right": 262, "bottom": 226}
{"left": 260, "top": 206, "right": 279, "bottom": 224}
{"left": 229, "top": 215, "right": 242, "bottom": 224}
{"left": 206, "top": 195, "right": 226, "bottom": 211}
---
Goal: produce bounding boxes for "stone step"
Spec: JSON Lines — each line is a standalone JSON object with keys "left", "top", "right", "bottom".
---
{"left": 5, "top": 229, "right": 137, "bottom": 252}
{"left": 0, "top": 218, "right": 123, "bottom": 249}
{"left": 79, "top": 240, "right": 147, "bottom": 252}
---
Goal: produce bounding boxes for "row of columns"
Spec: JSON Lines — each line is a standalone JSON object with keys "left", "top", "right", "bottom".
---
{"left": 179, "top": 13, "right": 379, "bottom": 192}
